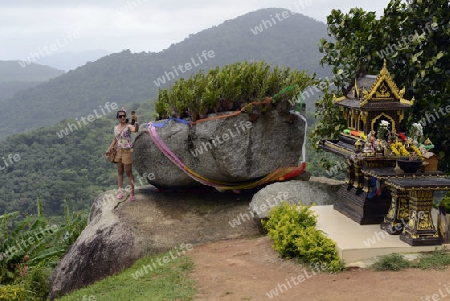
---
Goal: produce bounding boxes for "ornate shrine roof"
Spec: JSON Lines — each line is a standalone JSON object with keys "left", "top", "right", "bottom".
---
{"left": 334, "top": 60, "right": 414, "bottom": 111}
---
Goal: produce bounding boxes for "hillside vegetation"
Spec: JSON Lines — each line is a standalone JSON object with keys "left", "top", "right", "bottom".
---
{"left": 0, "top": 60, "right": 64, "bottom": 101}
{"left": 0, "top": 8, "right": 330, "bottom": 139}
{"left": 0, "top": 60, "right": 64, "bottom": 82}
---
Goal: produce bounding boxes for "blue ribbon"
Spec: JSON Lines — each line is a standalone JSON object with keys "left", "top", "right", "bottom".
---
{"left": 147, "top": 117, "right": 191, "bottom": 128}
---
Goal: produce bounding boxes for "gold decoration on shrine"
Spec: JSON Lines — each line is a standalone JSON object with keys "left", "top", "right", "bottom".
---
{"left": 360, "top": 111, "right": 368, "bottom": 125}
{"left": 397, "top": 110, "right": 405, "bottom": 123}
{"left": 376, "top": 81, "right": 391, "bottom": 98}
{"left": 370, "top": 112, "right": 397, "bottom": 134}
{"left": 360, "top": 59, "right": 415, "bottom": 107}
{"left": 334, "top": 94, "right": 346, "bottom": 102}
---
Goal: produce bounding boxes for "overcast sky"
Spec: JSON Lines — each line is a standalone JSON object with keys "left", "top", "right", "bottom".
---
{"left": 0, "top": 0, "right": 392, "bottom": 61}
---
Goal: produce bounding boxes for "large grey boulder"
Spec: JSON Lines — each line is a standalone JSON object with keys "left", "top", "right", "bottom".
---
{"left": 48, "top": 191, "right": 142, "bottom": 300}
{"left": 249, "top": 179, "right": 343, "bottom": 232}
{"left": 133, "top": 110, "right": 306, "bottom": 188}
{"left": 49, "top": 186, "right": 260, "bottom": 299}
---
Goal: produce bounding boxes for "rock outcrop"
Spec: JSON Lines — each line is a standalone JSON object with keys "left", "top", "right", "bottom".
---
{"left": 49, "top": 186, "right": 260, "bottom": 299}
{"left": 133, "top": 110, "right": 306, "bottom": 188}
{"left": 249, "top": 178, "right": 344, "bottom": 232}
{"left": 49, "top": 174, "right": 343, "bottom": 299}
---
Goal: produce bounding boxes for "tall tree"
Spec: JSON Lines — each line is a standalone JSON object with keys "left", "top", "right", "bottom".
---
{"left": 312, "top": 0, "right": 450, "bottom": 171}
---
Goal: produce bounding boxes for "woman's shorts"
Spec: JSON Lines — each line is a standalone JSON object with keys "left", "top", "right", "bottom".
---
{"left": 115, "top": 148, "right": 133, "bottom": 165}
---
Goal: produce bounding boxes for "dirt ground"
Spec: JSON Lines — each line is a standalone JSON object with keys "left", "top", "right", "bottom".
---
{"left": 121, "top": 184, "right": 450, "bottom": 301}
{"left": 189, "top": 236, "right": 450, "bottom": 301}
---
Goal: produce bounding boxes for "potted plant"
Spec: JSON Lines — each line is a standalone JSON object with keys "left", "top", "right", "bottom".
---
{"left": 408, "top": 122, "right": 424, "bottom": 145}
{"left": 438, "top": 192, "right": 450, "bottom": 242}
{"left": 396, "top": 152, "right": 423, "bottom": 173}
{"left": 377, "top": 120, "right": 389, "bottom": 141}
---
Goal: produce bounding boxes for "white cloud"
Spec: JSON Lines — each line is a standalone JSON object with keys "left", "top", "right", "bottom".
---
{"left": 0, "top": 0, "right": 391, "bottom": 60}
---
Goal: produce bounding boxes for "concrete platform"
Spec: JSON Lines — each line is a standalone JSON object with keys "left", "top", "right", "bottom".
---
{"left": 312, "top": 205, "right": 450, "bottom": 267}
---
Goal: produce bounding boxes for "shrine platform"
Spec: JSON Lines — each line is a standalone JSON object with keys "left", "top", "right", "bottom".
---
{"left": 312, "top": 205, "right": 449, "bottom": 267}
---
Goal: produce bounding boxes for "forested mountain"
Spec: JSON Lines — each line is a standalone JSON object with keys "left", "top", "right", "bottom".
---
{"left": 0, "top": 60, "right": 64, "bottom": 82}
{"left": 0, "top": 60, "right": 64, "bottom": 101}
{"left": 0, "top": 8, "right": 330, "bottom": 139}
{"left": 0, "top": 82, "right": 41, "bottom": 102}
{"left": 37, "top": 49, "right": 111, "bottom": 71}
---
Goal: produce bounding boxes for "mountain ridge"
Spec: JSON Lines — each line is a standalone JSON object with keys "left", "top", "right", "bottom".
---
{"left": 0, "top": 60, "right": 64, "bottom": 101}
{"left": 0, "top": 8, "right": 330, "bottom": 139}
{"left": 35, "top": 49, "right": 111, "bottom": 71}
{"left": 0, "top": 60, "right": 64, "bottom": 82}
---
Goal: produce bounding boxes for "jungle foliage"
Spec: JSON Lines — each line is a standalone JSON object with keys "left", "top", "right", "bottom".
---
{"left": 0, "top": 200, "right": 86, "bottom": 300}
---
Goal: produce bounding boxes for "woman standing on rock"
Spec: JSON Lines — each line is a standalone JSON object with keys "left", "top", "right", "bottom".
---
{"left": 105, "top": 108, "right": 139, "bottom": 201}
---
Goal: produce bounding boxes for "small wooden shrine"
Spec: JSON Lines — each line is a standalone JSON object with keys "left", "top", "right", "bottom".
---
{"left": 320, "top": 60, "right": 450, "bottom": 246}
{"left": 334, "top": 60, "right": 414, "bottom": 138}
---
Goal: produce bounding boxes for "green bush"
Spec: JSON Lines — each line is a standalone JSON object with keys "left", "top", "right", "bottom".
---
{"left": 262, "top": 202, "right": 317, "bottom": 258}
{"left": 20, "top": 262, "right": 52, "bottom": 300}
{"left": 295, "top": 227, "right": 342, "bottom": 272}
{"left": 412, "top": 248, "right": 450, "bottom": 270}
{"left": 262, "top": 201, "right": 343, "bottom": 272}
{"left": 0, "top": 285, "right": 28, "bottom": 301}
{"left": 154, "top": 61, "right": 318, "bottom": 121}
{"left": 439, "top": 192, "right": 450, "bottom": 213}
{"left": 371, "top": 253, "right": 410, "bottom": 271}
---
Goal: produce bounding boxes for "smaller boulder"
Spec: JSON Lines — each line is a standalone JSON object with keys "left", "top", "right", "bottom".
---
{"left": 249, "top": 179, "right": 343, "bottom": 232}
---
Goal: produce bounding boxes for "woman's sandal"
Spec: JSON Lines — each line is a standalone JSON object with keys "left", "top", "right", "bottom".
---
{"left": 117, "top": 192, "right": 123, "bottom": 200}
{"left": 130, "top": 195, "right": 136, "bottom": 202}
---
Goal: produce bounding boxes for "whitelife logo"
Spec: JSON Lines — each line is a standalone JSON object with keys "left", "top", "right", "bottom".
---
{"left": 56, "top": 102, "right": 118, "bottom": 138}
{"left": 266, "top": 263, "right": 328, "bottom": 298}
{"left": 18, "top": 30, "right": 81, "bottom": 68}
{"left": 131, "top": 243, "right": 193, "bottom": 280}
{"left": 153, "top": 50, "right": 215, "bottom": 87}
{"left": 250, "top": 0, "right": 312, "bottom": 35}
{"left": 190, "top": 121, "right": 253, "bottom": 157}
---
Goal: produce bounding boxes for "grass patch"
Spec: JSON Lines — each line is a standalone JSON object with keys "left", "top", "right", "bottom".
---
{"left": 411, "top": 248, "right": 450, "bottom": 270}
{"left": 55, "top": 251, "right": 196, "bottom": 301}
{"left": 372, "top": 248, "right": 450, "bottom": 271}
{"left": 371, "top": 253, "right": 410, "bottom": 271}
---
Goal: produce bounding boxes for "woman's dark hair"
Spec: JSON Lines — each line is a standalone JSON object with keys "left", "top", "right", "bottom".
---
{"left": 116, "top": 110, "right": 129, "bottom": 123}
